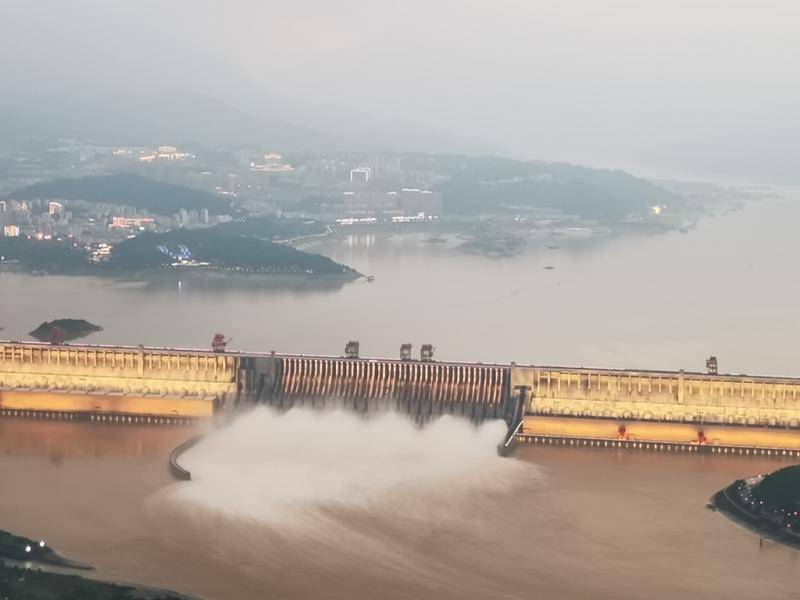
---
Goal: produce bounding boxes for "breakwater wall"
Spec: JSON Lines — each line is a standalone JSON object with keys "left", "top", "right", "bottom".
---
{"left": 168, "top": 434, "right": 204, "bottom": 480}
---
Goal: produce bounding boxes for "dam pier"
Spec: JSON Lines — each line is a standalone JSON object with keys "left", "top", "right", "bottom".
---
{"left": 2, "top": 340, "right": 800, "bottom": 456}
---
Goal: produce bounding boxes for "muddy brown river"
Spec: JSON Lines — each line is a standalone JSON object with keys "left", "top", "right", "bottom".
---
{"left": 0, "top": 416, "right": 797, "bottom": 600}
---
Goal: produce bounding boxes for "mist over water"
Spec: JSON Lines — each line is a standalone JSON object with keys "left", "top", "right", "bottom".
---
{"left": 163, "top": 408, "right": 532, "bottom": 532}
{"left": 150, "top": 408, "right": 539, "bottom": 597}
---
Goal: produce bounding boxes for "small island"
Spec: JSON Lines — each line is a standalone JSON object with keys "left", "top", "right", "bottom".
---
{"left": 712, "top": 465, "right": 800, "bottom": 549}
{"left": 29, "top": 319, "right": 103, "bottom": 342}
{"left": 460, "top": 234, "right": 526, "bottom": 258}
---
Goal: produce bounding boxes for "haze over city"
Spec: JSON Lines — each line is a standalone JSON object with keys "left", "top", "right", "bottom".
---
{"left": 2, "top": 0, "right": 798, "bottom": 180}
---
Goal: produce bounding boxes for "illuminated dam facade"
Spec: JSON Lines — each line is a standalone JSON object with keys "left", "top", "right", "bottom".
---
{"left": 2, "top": 340, "right": 800, "bottom": 454}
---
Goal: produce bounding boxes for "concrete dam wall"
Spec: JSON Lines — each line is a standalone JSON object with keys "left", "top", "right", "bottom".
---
{"left": 0, "top": 342, "right": 512, "bottom": 422}
{"left": 2, "top": 340, "right": 800, "bottom": 452}
{"left": 512, "top": 366, "right": 800, "bottom": 428}
{"left": 0, "top": 342, "right": 236, "bottom": 418}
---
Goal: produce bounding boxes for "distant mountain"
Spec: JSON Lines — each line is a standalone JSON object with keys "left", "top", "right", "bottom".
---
{"left": 0, "top": 89, "right": 327, "bottom": 151}
{"left": 422, "top": 155, "right": 680, "bottom": 219}
{"left": 11, "top": 174, "right": 231, "bottom": 216}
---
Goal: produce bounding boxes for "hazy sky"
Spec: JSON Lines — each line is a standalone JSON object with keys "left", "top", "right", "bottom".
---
{"left": 2, "top": 0, "right": 798, "bottom": 180}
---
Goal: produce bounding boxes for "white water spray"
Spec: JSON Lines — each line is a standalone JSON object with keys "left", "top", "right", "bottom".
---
{"left": 161, "top": 407, "right": 534, "bottom": 532}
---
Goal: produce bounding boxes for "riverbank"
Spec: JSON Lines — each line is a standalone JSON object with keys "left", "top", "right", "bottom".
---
{"left": 0, "top": 561, "right": 191, "bottom": 599}
{"left": 0, "top": 529, "right": 91, "bottom": 570}
{"left": 0, "top": 529, "right": 191, "bottom": 599}
{"left": 712, "top": 476, "right": 800, "bottom": 550}
{"left": 0, "top": 260, "right": 362, "bottom": 281}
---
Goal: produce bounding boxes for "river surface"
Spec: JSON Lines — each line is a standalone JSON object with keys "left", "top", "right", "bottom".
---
{"left": 1, "top": 193, "right": 799, "bottom": 598}
{"left": 0, "top": 418, "right": 797, "bottom": 599}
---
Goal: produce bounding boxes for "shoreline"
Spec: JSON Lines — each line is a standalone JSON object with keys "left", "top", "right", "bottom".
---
{"left": 712, "top": 480, "right": 800, "bottom": 551}
{"left": 0, "top": 529, "right": 196, "bottom": 599}
{"left": 0, "top": 262, "right": 361, "bottom": 279}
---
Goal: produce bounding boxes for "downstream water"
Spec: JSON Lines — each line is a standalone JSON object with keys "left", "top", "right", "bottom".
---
{"left": 1, "top": 193, "right": 799, "bottom": 598}
{"left": 0, "top": 417, "right": 797, "bottom": 599}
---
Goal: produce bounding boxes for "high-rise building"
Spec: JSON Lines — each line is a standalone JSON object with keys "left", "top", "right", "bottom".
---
{"left": 350, "top": 167, "right": 371, "bottom": 183}
{"left": 48, "top": 201, "right": 63, "bottom": 215}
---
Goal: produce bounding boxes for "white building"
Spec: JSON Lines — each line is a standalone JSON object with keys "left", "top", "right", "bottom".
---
{"left": 350, "top": 167, "right": 371, "bottom": 183}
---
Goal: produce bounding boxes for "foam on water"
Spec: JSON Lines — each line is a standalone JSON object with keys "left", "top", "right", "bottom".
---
{"left": 159, "top": 407, "right": 534, "bottom": 532}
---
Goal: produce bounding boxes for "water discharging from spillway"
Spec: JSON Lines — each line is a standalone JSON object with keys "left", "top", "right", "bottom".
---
{"left": 153, "top": 407, "right": 538, "bottom": 598}
{"left": 162, "top": 407, "right": 532, "bottom": 526}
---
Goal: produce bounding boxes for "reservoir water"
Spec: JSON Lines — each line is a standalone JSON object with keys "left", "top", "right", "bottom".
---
{"left": 2, "top": 195, "right": 800, "bottom": 375}
{"left": 1, "top": 193, "right": 799, "bottom": 598}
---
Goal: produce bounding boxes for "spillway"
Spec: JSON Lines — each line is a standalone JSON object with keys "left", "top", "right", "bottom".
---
{"left": 262, "top": 356, "right": 509, "bottom": 423}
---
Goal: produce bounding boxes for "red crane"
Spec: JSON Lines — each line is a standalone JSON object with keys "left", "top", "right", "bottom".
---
{"left": 211, "top": 333, "right": 231, "bottom": 353}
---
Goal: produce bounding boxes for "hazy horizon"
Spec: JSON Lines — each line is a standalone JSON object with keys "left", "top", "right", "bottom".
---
{"left": 2, "top": 0, "right": 799, "bottom": 182}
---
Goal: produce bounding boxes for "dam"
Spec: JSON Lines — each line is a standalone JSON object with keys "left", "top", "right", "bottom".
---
{"left": 2, "top": 339, "right": 800, "bottom": 455}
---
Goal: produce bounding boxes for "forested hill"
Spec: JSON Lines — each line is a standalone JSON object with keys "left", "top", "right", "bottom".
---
{"left": 11, "top": 174, "right": 231, "bottom": 216}
{"left": 0, "top": 225, "right": 354, "bottom": 277}
{"left": 411, "top": 155, "right": 680, "bottom": 219}
{"left": 106, "top": 227, "right": 352, "bottom": 276}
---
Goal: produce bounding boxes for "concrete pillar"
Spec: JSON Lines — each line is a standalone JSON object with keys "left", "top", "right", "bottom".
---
{"left": 138, "top": 345, "right": 145, "bottom": 378}
{"left": 678, "top": 370, "right": 685, "bottom": 404}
